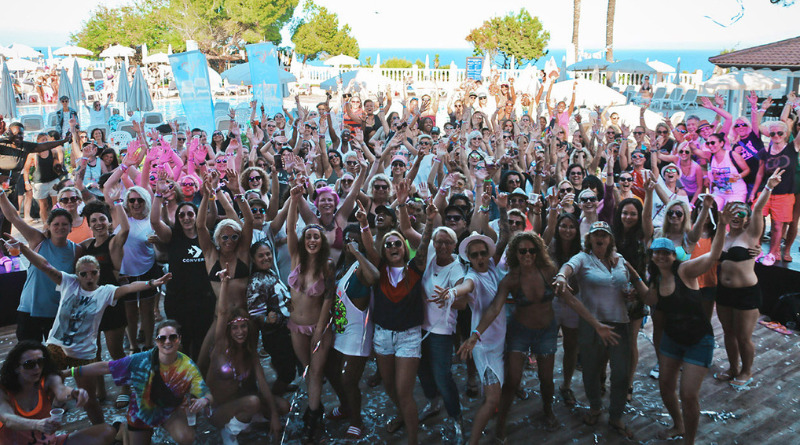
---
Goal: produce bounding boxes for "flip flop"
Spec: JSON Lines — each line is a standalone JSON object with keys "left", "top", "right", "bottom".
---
{"left": 583, "top": 410, "right": 601, "bottom": 426}
{"left": 730, "top": 377, "right": 754, "bottom": 389}
{"left": 713, "top": 370, "right": 736, "bottom": 382}
{"left": 559, "top": 386, "right": 576, "bottom": 406}
{"left": 386, "top": 416, "right": 404, "bottom": 433}
{"left": 115, "top": 394, "right": 130, "bottom": 409}
{"left": 784, "top": 253, "right": 793, "bottom": 262}
{"left": 327, "top": 406, "right": 348, "bottom": 421}
{"left": 345, "top": 425, "right": 363, "bottom": 439}
{"left": 657, "top": 427, "right": 685, "bottom": 440}
{"left": 608, "top": 421, "right": 634, "bottom": 440}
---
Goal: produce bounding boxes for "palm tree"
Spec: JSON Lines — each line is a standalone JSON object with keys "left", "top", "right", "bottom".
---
{"left": 572, "top": 0, "right": 581, "bottom": 61}
{"left": 606, "top": 0, "right": 616, "bottom": 62}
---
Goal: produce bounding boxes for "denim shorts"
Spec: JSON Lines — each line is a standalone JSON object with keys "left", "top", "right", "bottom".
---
{"left": 373, "top": 325, "right": 422, "bottom": 358}
{"left": 660, "top": 333, "right": 714, "bottom": 368}
{"left": 506, "top": 317, "right": 558, "bottom": 355}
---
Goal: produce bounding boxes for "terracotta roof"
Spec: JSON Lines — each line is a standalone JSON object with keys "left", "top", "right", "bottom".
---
{"left": 709, "top": 36, "right": 800, "bottom": 71}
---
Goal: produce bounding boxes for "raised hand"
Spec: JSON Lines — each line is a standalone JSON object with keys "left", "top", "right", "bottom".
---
{"left": 355, "top": 200, "right": 368, "bottom": 225}
{"left": 395, "top": 179, "right": 409, "bottom": 203}
{"left": 495, "top": 192, "right": 509, "bottom": 209}
{"left": 767, "top": 168, "right": 784, "bottom": 189}
{"left": 747, "top": 90, "right": 758, "bottom": 108}
{"left": 700, "top": 96, "right": 713, "bottom": 109}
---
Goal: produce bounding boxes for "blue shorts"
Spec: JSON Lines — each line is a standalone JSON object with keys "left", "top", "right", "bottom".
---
{"left": 506, "top": 317, "right": 558, "bottom": 355}
{"left": 660, "top": 333, "right": 714, "bottom": 368}
{"left": 373, "top": 325, "right": 421, "bottom": 358}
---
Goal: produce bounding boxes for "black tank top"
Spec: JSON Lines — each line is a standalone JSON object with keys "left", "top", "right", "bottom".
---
{"left": 165, "top": 230, "right": 214, "bottom": 300}
{"left": 33, "top": 150, "right": 57, "bottom": 183}
{"left": 86, "top": 236, "right": 119, "bottom": 286}
{"left": 657, "top": 276, "right": 712, "bottom": 345}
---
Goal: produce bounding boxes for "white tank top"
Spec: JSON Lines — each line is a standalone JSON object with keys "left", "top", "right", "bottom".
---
{"left": 333, "top": 263, "right": 373, "bottom": 357}
{"left": 708, "top": 150, "right": 747, "bottom": 198}
{"left": 119, "top": 217, "right": 155, "bottom": 276}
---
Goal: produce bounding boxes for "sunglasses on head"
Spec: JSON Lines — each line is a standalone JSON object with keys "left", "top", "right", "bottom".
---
{"left": 469, "top": 250, "right": 489, "bottom": 259}
{"left": 770, "top": 131, "right": 785, "bottom": 137}
{"left": 667, "top": 210, "right": 684, "bottom": 218}
{"left": 128, "top": 197, "right": 145, "bottom": 204}
{"left": 178, "top": 211, "right": 195, "bottom": 218}
{"left": 59, "top": 196, "right": 80, "bottom": 203}
{"left": 220, "top": 234, "right": 240, "bottom": 242}
{"left": 518, "top": 247, "right": 536, "bottom": 255}
{"left": 78, "top": 270, "right": 99, "bottom": 278}
{"left": 20, "top": 357, "right": 46, "bottom": 370}
{"left": 384, "top": 240, "right": 403, "bottom": 249}
{"left": 155, "top": 334, "right": 180, "bottom": 343}
{"left": 251, "top": 207, "right": 266, "bottom": 214}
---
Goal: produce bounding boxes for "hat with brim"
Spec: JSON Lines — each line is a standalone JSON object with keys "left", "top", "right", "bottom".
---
{"left": 390, "top": 155, "right": 407, "bottom": 166}
{"left": 509, "top": 187, "right": 527, "bottom": 199}
{"left": 660, "top": 163, "right": 681, "bottom": 179}
{"left": 697, "top": 120, "right": 712, "bottom": 130}
{"left": 649, "top": 237, "right": 676, "bottom": 253}
{"left": 375, "top": 205, "right": 396, "bottom": 221}
{"left": 588, "top": 221, "right": 613, "bottom": 235}
{"left": 459, "top": 231, "right": 496, "bottom": 263}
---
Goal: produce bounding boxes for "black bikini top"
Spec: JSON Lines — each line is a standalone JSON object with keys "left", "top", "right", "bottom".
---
{"left": 513, "top": 270, "right": 555, "bottom": 307}
{"left": 719, "top": 246, "right": 755, "bottom": 263}
{"left": 209, "top": 258, "right": 250, "bottom": 282}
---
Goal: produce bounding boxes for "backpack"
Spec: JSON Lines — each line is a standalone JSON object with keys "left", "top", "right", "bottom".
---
{"left": 771, "top": 293, "right": 800, "bottom": 330}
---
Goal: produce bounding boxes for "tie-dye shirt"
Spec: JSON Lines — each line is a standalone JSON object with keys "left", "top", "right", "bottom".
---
{"left": 109, "top": 351, "right": 209, "bottom": 428}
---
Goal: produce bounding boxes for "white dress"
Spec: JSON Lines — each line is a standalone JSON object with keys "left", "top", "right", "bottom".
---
{"left": 466, "top": 261, "right": 506, "bottom": 386}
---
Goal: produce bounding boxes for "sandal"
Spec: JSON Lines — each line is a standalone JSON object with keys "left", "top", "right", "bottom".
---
{"left": 559, "top": 386, "right": 576, "bottom": 406}
{"left": 345, "top": 425, "right": 363, "bottom": 439}
{"left": 327, "top": 406, "right": 348, "bottom": 421}
{"left": 386, "top": 416, "right": 404, "bottom": 433}
{"left": 784, "top": 253, "right": 793, "bottom": 262}
{"left": 516, "top": 388, "right": 530, "bottom": 400}
{"left": 714, "top": 370, "right": 737, "bottom": 382}
{"left": 583, "top": 410, "right": 601, "bottom": 426}
{"left": 609, "top": 421, "right": 634, "bottom": 440}
{"left": 115, "top": 394, "right": 130, "bottom": 409}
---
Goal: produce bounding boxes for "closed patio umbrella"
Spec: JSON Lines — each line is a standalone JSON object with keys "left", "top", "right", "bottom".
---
{"left": 72, "top": 58, "right": 86, "bottom": 102}
{"left": 0, "top": 63, "right": 18, "bottom": 119}
{"left": 116, "top": 60, "right": 130, "bottom": 104}
{"left": 127, "top": 66, "right": 153, "bottom": 112}
{"left": 57, "top": 68, "right": 74, "bottom": 107}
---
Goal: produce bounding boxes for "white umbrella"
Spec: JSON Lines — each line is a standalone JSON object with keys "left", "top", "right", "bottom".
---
{"left": 673, "top": 58, "right": 682, "bottom": 85}
{"left": 100, "top": 45, "right": 136, "bottom": 58}
{"left": 319, "top": 69, "right": 395, "bottom": 93}
{"left": 54, "top": 45, "right": 93, "bottom": 57}
{"left": 0, "top": 45, "right": 12, "bottom": 58}
{"left": 141, "top": 43, "right": 148, "bottom": 60}
{"left": 549, "top": 79, "right": 626, "bottom": 109}
{"left": 604, "top": 104, "right": 668, "bottom": 129}
{"left": 324, "top": 54, "right": 359, "bottom": 67}
{"left": 142, "top": 53, "right": 169, "bottom": 64}
{"left": 702, "top": 70, "right": 780, "bottom": 93}
{"left": 57, "top": 68, "right": 74, "bottom": 106}
{"left": 127, "top": 66, "right": 153, "bottom": 112}
{"left": 7, "top": 43, "right": 43, "bottom": 59}
{"left": 647, "top": 60, "right": 675, "bottom": 73}
{"left": 72, "top": 59, "right": 86, "bottom": 102}
{"left": 4, "top": 58, "right": 37, "bottom": 71}
{"left": 57, "top": 57, "right": 94, "bottom": 69}
{"left": 167, "top": 44, "right": 173, "bottom": 55}
{"left": 116, "top": 60, "right": 131, "bottom": 105}
{"left": 0, "top": 63, "right": 18, "bottom": 119}
{"left": 481, "top": 52, "right": 492, "bottom": 79}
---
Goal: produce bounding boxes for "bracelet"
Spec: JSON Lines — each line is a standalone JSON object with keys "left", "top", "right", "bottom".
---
{"left": 209, "top": 195, "right": 217, "bottom": 201}
{"left": 433, "top": 158, "right": 441, "bottom": 163}
{"left": 148, "top": 279, "right": 154, "bottom": 288}
{"left": 114, "top": 199, "right": 124, "bottom": 205}
{"left": 119, "top": 164, "right": 129, "bottom": 171}
{"left": 360, "top": 225, "right": 370, "bottom": 232}
{"left": 555, "top": 272, "right": 566, "bottom": 279}
{"left": 70, "top": 367, "right": 76, "bottom": 379}
{"left": 764, "top": 185, "right": 774, "bottom": 191}
{"left": 479, "top": 205, "right": 490, "bottom": 213}
{"left": 234, "top": 193, "right": 244, "bottom": 201}
{"left": 154, "top": 193, "right": 163, "bottom": 198}
{"left": 634, "top": 276, "right": 643, "bottom": 282}
{"left": 471, "top": 329, "right": 482, "bottom": 342}
{"left": 483, "top": 178, "right": 492, "bottom": 183}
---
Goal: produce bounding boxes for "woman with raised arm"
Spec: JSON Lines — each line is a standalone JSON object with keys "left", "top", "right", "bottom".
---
{"left": 77, "top": 320, "right": 212, "bottom": 445}
{"left": 286, "top": 184, "right": 336, "bottom": 444}
{"left": 207, "top": 265, "right": 283, "bottom": 444}
{"left": 716, "top": 169, "right": 784, "bottom": 388}
{"left": 0, "top": 341, "right": 115, "bottom": 445}
{"left": 0, "top": 192, "right": 80, "bottom": 342}
{"left": 360, "top": 200, "right": 438, "bottom": 444}
{"left": 633, "top": 204, "right": 732, "bottom": 444}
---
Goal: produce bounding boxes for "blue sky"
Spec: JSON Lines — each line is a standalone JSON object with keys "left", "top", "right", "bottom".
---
{"left": 3, "top": 0, "right": 798, "bottom": 52}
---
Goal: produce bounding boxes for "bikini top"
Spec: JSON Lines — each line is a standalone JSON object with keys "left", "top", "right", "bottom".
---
{"left": 331, "top": 225, "right": 344, "bottom": 250}
{"left": 209, "top": 258, "right": 250, "bottom": 282}
{"left": 218, "top": 348, "right": 251, "bottom": 382}
{"left": 719, "top": 246, "right": 755, "bottom": 263}
{"left": 288, "top": 264, "right": 326, "bottom": 297}
{"left": 512, "top": 270, "right": 555, "bottom": 307}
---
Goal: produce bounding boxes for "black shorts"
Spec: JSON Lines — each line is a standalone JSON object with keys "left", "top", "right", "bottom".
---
{"left": 120, "top": 265, "right": 163, "bottom": 302}
{"left": 99, "top": 301, "right": 128, "bottom": 331}
{"left": 716, "top": 283, "right": 761, "bottom": 311}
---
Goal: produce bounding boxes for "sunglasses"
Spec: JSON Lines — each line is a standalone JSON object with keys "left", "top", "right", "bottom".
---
{"left": 419, "top": 141, "right": 432, "bottom": 146}
{"left": 181, "top": 182, "right": 196, "bottom": 187}
{"left": 518, "top": 248, "right": 536, "bottom": 255}
{"left": 78, "top": 270, "right": 99, "bottom": 278}
{"left": 155, "top": 334, "right": 180, "bottom": 343}
{"left": 569, "top": 171, "right": 584, "bottom": 176}
{"left": 249, "top": 175, "right": 262, "bottom": 181}
{"left": 509, "top": 219, "right": 524, "bottom": 227}
{"left": 373, "top": 184, "right": 389, "bottom": 191}
{"left": 770, "top": 131, "right": 785, "bottom": 137}
{"left": 633, "top": 131, "right": 644, "bottom": 135}
{"left": 392, "top": 162, "right": 405, "bottom": 168}
{"left": 340, "top": 178, "right": 354, "bottom": 184}
{"left": 734, "top": 210, "right": 748, "bottom": 218}
{"left": 59, "top": 196, "right": 80, "bottom": 203}
{"left": 676, "top": 129, "right": 688, "bottom": 134}
{"left": 346, "top": 161, "right": 358, "bottom": 166}
{"left": 664, "top": 169, "right": 678, "bottom": 175}
{"left": 678, "top": 150, "right": 691, "bottom": 154}
{"left": 20, "top": 357, "right": 46, "bottom": 370}
{"left": 305, "top": 124, "right": 318, "bottom": 130}
{"left": 220, "top": 234, "right": 240, "bottom": 242}
{"left": 177, "top": 137, "right": 186, "bottom": 141}
{"left": 128, "top": 197, "right": 145, "bottom": 204}
{"left": 251, "top": 207, "right": 266, "bottom": 214}
{"left": 178, "top": 211, "right": 195, "bottom": 218}
{"left": 445, "top": 214, "right": 464, "bottom": 222}
{"left": 559, "top": 187, "right": 573, "bottom": 193}
{"left": 632, "top": 154, "right": 645, "bottom": 159}
{"left": 503, "top": 135, "right": 512, "bottom": 139}
{"left": 734, "top": 123, "right": 749, "bottom": 128}
{"left": 215, "top": 158, "right": 227, "bottom": 164}
{"left": 657, "top": 130, "right": 669, "bottom": 135}
{"left": 667, "top": 210, "right": 684, "bottom": 218}
{"left": 509, "top": 198, "right": 526, "bottom": 204}
{"left": 384, "top": 240, "right": 403, "bottom": 249}
{"left": 469, "top": 250, "right": 490, "bottom": 259}
{"left": 581, "top": 196, "right": 598, "bottom": 203}
{"left": 619, "top": 177, "right": 633, "bottom": 183}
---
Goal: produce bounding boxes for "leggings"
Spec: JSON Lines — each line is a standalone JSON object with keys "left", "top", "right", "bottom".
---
{"left": 164, "top": 292, "right": 214, "bottom": 362}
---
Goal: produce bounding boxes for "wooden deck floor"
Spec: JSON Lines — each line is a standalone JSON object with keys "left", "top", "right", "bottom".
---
{"left": 1, "top": 308, "right": 798, "bottom": 444}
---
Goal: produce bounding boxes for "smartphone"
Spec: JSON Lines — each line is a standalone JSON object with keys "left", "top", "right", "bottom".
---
{"left": 274, "top": 156, "right": 284, "bottom": 171}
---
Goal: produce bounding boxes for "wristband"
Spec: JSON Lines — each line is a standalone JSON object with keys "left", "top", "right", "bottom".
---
{"left": 234, "top": 193, "right": 244, "bottom": 201}
{"left": 148, "top": 279, "right": 154, "bottom": 288}
{"left": 483, "top": 178, "right": 493, "bottom": 183}
{"left": 764, "top": 185, "right": 774, "bottom": 191}
{"left": 433, "top": 158, "right": 442, "bottom": 163}
{"left": 555, "top": 272, "right": 566, "bottom": 279}
{"left": 114, "top": 199, "right": 124, "bottom": 205}
{"left": 471, "top": 329, "right": 482, "bottom": 342}
{"left": 360, "top": 225, "right": 370, "bottom": 233}
{"left": 209, "top": 195, "right": 217, "bottom": 201}
{"left": 634, "top": 276, "right": 643, "bottom": 282}
{"left": 70, "top": 367, "right": 76, "bottom": 378}
{"left": 119, "top": 164, "right": 129, "bottom": 171}
{"left": 154, "top": 193, "right": 163, "bottom": 198}
{"left": 479, "top": 205, "right": 490, "bottom": 213}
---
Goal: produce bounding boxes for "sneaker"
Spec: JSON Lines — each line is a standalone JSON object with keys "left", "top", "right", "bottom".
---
{"left": 649, "top": 364, "right": 660, "bottom": 379}
{"left": 761, "top": 253, "right": 776, "bottom": 266}
{"left": 418, "top": 398, "right": 442, "bottom": 422}
{"left": 220, "top": 427, "right": 238, "bottom": 445}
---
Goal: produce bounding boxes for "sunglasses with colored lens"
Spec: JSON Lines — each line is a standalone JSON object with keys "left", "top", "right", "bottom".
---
{"left": 251, "top": 207, "right": 267, "bottom": 214}
{"left": 632, "top": 154, "right": 645, "bottom": 159}
{"left": 734, "top": 123, "right": 749, "bottom": 128}
{"left": 78, "top": 270, "right": 99, "bottom": 278}
{"left": 664, "top": 169, "right": 678, "bottom": 175}
{"left": 178, "top": 211, "right": 195, "bottom": 218}
{"left": 20, "top": 357, "right": 46, "bottom": 370}
{"left": 734, "top": 211, "right": 748, "bottom": 218}
{"left": 518, "top": 247, "right": 536, "bottom": 255}
{"left": 249, "top": 175, "right": 262, "bottom": 181}
{"left": 469, "top": 250, "right": 490, "bottom": 259}
{"left": 581, "top": 196, "right": 598, "bottom": 203}
{"left": 677, "top": 129, "right": 687, "bottom": 134}
{"left": 445, "top": 214, "right": 464, "bottom": 222}
{"left": 667, "top": 210, "right": 684, "bottom": 218}
{"left": 181, "top": 182, "right": 196, "bottom": 187}
{"left": 384, "top": 240, "right": 403, "bottom": 249}
{"left": 59, "top": 196, "right": 80, "bottom": 203}
{"left": 215, "top": 158, "right": 227, "bottom": 164}
{"left": 128, "top": 198, "right": 145, "bottom": 204}
{"left": 221, "top": 234, "right": 240, "bottom": 242}
{"left": 373, "top": 184, "right": 389, "bottom": 191}
{"left": 155, "top": 334, "right": 180, "bottom": 343}
{"left": 770, "top": 131, "right": 785, "bottom": 137}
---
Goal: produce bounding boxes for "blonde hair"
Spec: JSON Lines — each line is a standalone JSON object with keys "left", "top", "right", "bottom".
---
{"left": 213, "top": 218, "right": 243, "bottom": 248}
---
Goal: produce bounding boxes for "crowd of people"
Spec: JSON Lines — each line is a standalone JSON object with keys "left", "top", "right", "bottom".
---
{"left": 0, "top": 71, "right": 799, "bottom": 445}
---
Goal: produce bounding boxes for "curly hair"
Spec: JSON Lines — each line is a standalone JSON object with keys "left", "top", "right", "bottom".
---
{"left": 506, "top": 231, "right": 555, "bottom": 272}
{"left": 582, "top": 231, "right": 617, "bottom": 259}
{"left": 0, "top": 341, "right": 61, "bottom": 393}
{"left": 239, "top": 166, "right": 269, "bottom": 195}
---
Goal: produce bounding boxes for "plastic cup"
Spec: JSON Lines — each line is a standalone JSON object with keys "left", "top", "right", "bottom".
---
{"left": 7, "top": 242, "right": 20, "bottom": 257}
{"left": 186, "top": 411, "right": 196, "bottom": 426}
{"left": 50, "top": 408, "right": 64, "bottom": 423}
